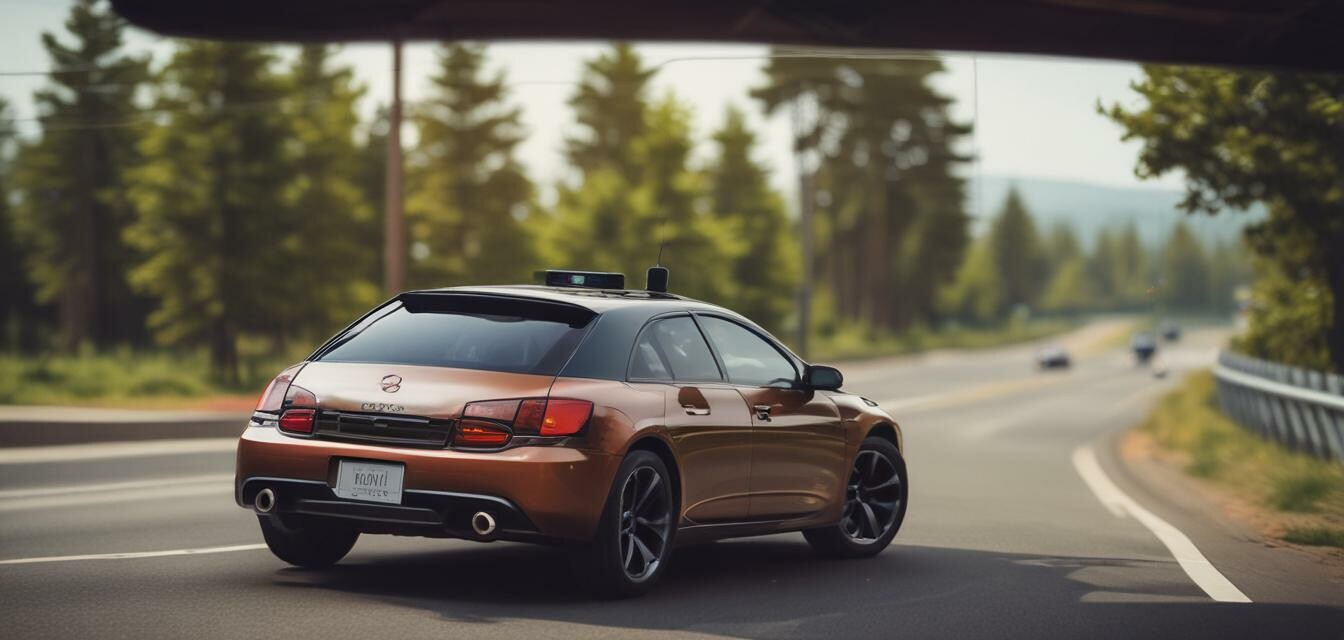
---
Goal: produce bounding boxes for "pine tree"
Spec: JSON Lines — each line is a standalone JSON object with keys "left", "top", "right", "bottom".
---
{"left": 705, "top": 106, "right": 797, "bottom": 333}
{"left": 282, "top": 45, "right": 380, "bottom": 337}
{"left": 0, "top": 97, "right": 41, "bottom": 349}
{"left": 407, "top": 44, "right": 536, "bottom": 288}
{"left": 566, "top": 43, "right": 655, "bottom": 182}
{"left": 124, "top": 42, "right": 293, "bottom": 382}
{"left": 988, "top": 188, "right": 1048, "bottom": 312}
{"left": 1159, "top": 221, "right": 1211, "bottom": 310}
{"left": 10, "top": 0, "right": 148, "bottom": 347}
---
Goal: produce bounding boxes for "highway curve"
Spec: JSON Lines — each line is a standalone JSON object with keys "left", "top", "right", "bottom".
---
{"left": 1, "top": 324, "right": 1340, "bottom": 639}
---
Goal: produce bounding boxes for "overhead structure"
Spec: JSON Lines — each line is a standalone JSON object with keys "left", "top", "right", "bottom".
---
{"left": 110, "top": 0, "right": 1344, "bottom": 72}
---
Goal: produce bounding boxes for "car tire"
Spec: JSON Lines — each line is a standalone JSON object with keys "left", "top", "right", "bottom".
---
{"left": 803, "top": 436, "right": 908, "bottom": 558}
{"left": 258, "top": 514, "right": 359, "bottom": 568}
{"left": 572, "top": 450, "right": 676, "bottom": 598}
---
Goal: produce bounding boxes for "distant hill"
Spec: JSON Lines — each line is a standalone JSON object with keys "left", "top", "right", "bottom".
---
{"left": 970, "top": 174, "right": 1261, "bottom": 249}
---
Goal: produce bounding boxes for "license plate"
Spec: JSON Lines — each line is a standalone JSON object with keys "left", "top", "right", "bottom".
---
{"left": 334, "top": 460, "right": 404, "bottom": 504}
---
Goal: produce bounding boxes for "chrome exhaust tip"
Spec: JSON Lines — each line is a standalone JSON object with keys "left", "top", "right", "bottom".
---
{"left": 254, "top": 488, "right": 276, "bottom": 514}
{"left": 470, "top": 511, "right": 497, "bottom": 537}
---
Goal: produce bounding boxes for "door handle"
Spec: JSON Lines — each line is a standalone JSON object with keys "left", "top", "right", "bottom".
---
{"left": 753, "top": 405, "right": 773, "bottom": 421}
{"left": 682, "top": 405, "right": 710, "bottom": 416}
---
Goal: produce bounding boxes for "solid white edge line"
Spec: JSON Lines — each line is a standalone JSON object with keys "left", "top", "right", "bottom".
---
{"left": 0, "top": 543, "right": 268, "bottom": 566}
{"left": 1072, "top": 445, "right": 1251, "bottom": 603}
{"left": 0, "top": 438, "right": 238, "bottom": 465}
{"left": 0, "top": 473, "right": 233, "bottom": 499}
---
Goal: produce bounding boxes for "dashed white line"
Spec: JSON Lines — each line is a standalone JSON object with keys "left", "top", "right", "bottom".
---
{"left": 1072, "top": 444, "right": 1251, "bottom": 603}
{"left": 0, "top": 544, "right": 267, "bottom": 566}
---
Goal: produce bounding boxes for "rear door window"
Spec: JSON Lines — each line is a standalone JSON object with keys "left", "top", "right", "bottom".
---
{"left": 629, "top": 316, "right": 722, "bottom": 382}
{"left": 316, "top": 296, "right": 593, "bottom": 376}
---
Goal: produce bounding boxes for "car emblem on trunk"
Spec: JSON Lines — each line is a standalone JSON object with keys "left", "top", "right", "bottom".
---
{"left": 380, "top": 374, "right": 402, "bottom": 393}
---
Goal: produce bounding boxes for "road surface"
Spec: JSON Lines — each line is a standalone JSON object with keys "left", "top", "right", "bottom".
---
{"left": 1, "top": 324, "right": 1341, "bottom": 639}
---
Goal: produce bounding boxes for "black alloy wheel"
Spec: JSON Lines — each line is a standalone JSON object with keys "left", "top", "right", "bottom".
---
{"left": 618, "top": 465, "right": 673, "bottom": 580}
{"left": 842, "top": 449, "right": 903, "bottom": 542}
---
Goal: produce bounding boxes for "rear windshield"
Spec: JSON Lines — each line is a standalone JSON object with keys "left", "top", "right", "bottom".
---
{"left": 315, "top": 295, "right": 595, "bottom": 376}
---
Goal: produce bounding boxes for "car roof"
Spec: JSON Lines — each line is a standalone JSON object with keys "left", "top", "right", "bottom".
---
{"left": 410, "top": 284, "right": 741, "bottom": 317}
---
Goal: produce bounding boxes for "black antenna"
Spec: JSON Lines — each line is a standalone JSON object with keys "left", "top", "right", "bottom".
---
{"left": 647, "top": 215, "right": 671, "bottom": 293}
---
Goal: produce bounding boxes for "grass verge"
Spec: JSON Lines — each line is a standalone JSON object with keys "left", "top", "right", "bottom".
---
{"left": 1140, "top": 371, "right": 1344, "bottom": 549}
{"left": 0, "top": 348, "right": 299, "bottom": 409}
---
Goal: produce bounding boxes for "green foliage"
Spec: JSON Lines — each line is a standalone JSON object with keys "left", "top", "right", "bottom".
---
{"left": 0, "top": 96, "right": 42, "bottom": 350}
{"left": 282, "top": 45, "right": 381, "bottom": 337}
{"left": 705, "top": 106, "right": 798, "bottom": 334}
{"left": 566, "top": 43, "right": 654, "bottom": 182}
{"left": 9, "top": 0, "right": 149, "bottom": 347}
{"left": 1281, "top": 527, "right": 1344, "bottom": 548}
{"left": 124, "top": 42, "right": 294, "bottom": 383}
{"left": 549, "top": 47, "right": 739, "bottom": 306}
{"left": 1158, "top": 221, "right": 1210, "bottom": 309}
{"left": 988, "top": 188, "right": 1049, "bottom": 311}
{"left": 753, "top": 52, "right": 971, "bottom": 333}
{"left": 1105, "top": 66, "right": 1344, "bottom": 372}
{"left": 408, "top": 44, "right": 537, "bottom": 288}
{"left": 1232, "top": 251, "right": 1334, "bottom": 371}
{"left": 1143, "top": 372, "right": 1344, "bottom": 539}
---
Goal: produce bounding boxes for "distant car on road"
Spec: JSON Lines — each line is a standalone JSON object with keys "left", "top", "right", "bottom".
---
{"left": 1035, "top": 344, "right": 1071, "bottom": 370}
{"left": 1131, "top": 332, "right": 1158, "bottom": 363}
{"left": 235, "top": 268, "right": 908, "bottom": 597}
{"left": 1160, "top": 323, "right": 1182, "bottom": 342}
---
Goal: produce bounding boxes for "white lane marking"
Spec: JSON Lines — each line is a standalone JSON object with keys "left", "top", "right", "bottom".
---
{"left": 0, "top": 473, "right": 232, "bottom": 499}
{"left": 0, "top": 544, "right": 267, "bottom": 566}
{"left": 1072, "top": 445, "right": 1251, "bottom": 603}
{"left": 0, "top": 438, "right": 237, "bottom": 465}
{"left": 0, "top": 482, "right": 232, "bottom": 512}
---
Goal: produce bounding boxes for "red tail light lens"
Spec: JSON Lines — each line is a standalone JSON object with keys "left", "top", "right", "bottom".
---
{"left": 460, "top": 397, "right": 593, "bottom": 441}
{"left": 463, "top": 399, "right": 520, "bottom": 421}
{"left": 540, "top": 399, "right": 593, "bottom": 436}
{"left": 453, "top": 420, "right": 511, "bottom": 447}
{"left": 255, "top": 364, "right": 304, "bottom": 412}
{"left": 513, "top": 399, "right": 547, "bottom": 433}
{"left": 279, "top": 409, "right": 316, "bottom": 434}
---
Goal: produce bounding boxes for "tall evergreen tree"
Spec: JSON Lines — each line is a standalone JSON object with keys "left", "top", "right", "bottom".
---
{"left": 705, "top": 106, "right": 797, "bottom": 332}
{"left": 10, "top": 0, "right": 148, "bottom": 347}
{"left": 0, "top": 97, "right": 40, "bottom": 349}
{"left": 550, "top": 46, "right": 736, "bottom": 304}
{"left": 282, "top": 45, "right": 380, "bottom": 337}
{"left": 988, "top": 188, "right": 1048, "bottom": 312}
{"left": 1159, "top": 221, "right": 1211, "bottom": 310}
{"left": 407, "top": 43, "right": 536, "bottom": 289}
{"left": 565, "top": 43, "right": 655, "bottom": 182}
{"left": 125, "top": 42, "right": 292, "bottom": 382}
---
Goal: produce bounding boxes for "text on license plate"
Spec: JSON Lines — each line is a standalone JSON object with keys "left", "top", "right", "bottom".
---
{"left": 335, "top": 460, "right": 404, "bottom": 504}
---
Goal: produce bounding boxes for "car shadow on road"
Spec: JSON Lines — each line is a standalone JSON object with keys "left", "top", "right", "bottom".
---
{"left": 272, "top": 537, "right": 1343, "bottom": 639}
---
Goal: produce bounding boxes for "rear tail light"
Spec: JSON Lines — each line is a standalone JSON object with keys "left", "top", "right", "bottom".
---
{"left": 538, "top": 399, "right": 593, "bottom": 436}
{"left": 255, "top": 364, "right": 307, "bottom": 413}
{"left": 453, "top": 421, "right": 511, "bottom": 447}
{"left": 279, "top": 409, "right": 316, "bottom": 434}
{"left": 459, "top": 397, "right": 593, "bottom": 445}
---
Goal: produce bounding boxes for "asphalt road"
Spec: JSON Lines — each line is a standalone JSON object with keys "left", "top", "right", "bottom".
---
{"left": 2, "top": 324, "right": 1341, "bottom": 639}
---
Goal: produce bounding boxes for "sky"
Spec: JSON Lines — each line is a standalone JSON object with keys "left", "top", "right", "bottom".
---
{"left": 1, "top": 0, "right": 1186, "bottom": 214}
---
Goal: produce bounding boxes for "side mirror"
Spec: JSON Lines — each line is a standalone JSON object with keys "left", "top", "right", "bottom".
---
{"left": 805, "top": 365, "right": 843, "bottom": 391}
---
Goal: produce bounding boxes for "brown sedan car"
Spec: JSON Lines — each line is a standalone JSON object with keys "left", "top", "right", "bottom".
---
{"left": 237, "top": 270, "right": 907, "bottom": 596}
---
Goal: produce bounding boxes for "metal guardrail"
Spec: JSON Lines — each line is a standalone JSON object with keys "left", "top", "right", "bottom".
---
{"left": 1214, "top": 351, "right": 1344, "bottom": 463}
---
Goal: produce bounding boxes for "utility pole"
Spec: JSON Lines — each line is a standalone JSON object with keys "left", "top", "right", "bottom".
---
{"left": 793, "top": 88, "right": 814, "bottom": 360}
{"left": 382, "top": 40, "right": 406, "bottom": 296}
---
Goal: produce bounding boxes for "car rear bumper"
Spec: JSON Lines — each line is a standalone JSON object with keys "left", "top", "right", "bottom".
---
{"left": 235, "top": 425, "right": 620, "bottom": 541}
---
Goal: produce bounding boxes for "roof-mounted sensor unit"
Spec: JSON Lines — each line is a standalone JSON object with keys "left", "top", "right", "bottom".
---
{"left": 539, "top": 270, "right": 626, "bottom": 290}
